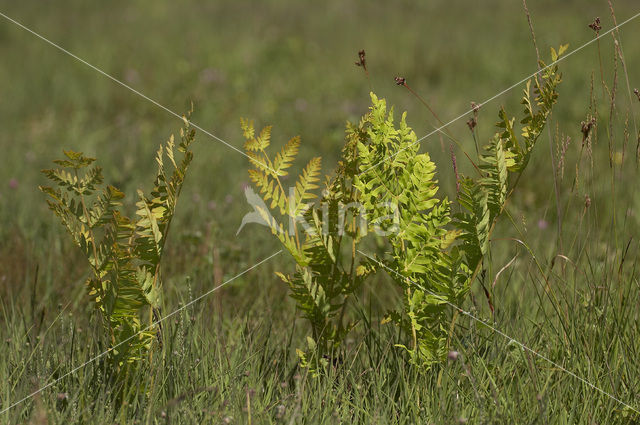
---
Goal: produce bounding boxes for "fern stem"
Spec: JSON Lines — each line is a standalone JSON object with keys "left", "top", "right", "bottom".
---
{"left": 75, "top": 169, "right": 99, "bottom": 275}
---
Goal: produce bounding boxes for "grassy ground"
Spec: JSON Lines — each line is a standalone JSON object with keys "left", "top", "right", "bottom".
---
{"left": 1, "top": 0, "right": 640, "bottom": 423}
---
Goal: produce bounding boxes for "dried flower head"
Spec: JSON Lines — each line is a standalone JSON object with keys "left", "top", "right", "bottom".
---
{"left": 471, "top": 101, "right": 479, "bottom": 114}
{"left": 588, "top": 17, "right": 602, "bottom": 34}
{"left": 466, "top": 117, "right": 477, "bottom": 131}
{"left": 355, "top": 49, "right": 367, "bottom": 71}
{"left": 585, "top": 194, "right": 591, "bottom": 208}
{"left": 394, "top": 76, "right": 406, "bottom": 86}
{"left": 634, "top": 88, "right": 640, "bottom": 102}
{"left": 581, "top": 116, "right": 596, "bottom": 144}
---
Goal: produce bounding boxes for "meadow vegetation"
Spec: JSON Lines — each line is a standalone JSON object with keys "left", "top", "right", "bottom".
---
{"left": 1, "top": 0, "right": 640, "bottom": 423}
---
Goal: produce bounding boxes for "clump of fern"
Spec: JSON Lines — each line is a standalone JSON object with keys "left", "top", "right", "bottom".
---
{"left": 352, "top": 93, "right": 465, "bottom": 365}
{"left": 357, "top": 47, "right": 562, "bottom": 367}
{"left": 40, "top": 110, "right": 196, "bottom": 371}
{"left": 241, "top": 119, "right": 376, "bottom": 372}
{"left": 243, "top": 46, "right": 563, "bottom": 371}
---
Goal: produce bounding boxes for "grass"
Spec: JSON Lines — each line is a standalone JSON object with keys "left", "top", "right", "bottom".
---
{"left": 1, "top": 0, "right": 640, "bottom": 423}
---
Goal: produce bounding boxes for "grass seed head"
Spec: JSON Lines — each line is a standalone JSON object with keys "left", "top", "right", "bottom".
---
{"left": 355, "top": 49, "right": 367, "bottom": 71}
{"left": 588, "top": 17, "right": 602, "bottom": 34}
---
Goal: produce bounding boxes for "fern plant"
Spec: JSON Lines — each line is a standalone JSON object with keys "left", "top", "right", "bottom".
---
{"left": 454, "top": 45, "right": 566, "bottom": 278}
{"left": 41, "top": 111, "right": 196, "bottom": 369}
{"left": 352, "top": 94, "right": 467, "bottom": 365}
{"left": 241, "top": 118, "right": 376, "bottom": 372}
{"left": 357, "top": 48, "right": 563, "bottom": 367}
{"left": 244, "top": 47, "right": 563, "bottom": 370}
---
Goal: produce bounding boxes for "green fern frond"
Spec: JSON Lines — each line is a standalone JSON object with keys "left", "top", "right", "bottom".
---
{"left": 454, "top": 178, "right": 490, "bottom": 271}
{"left": 52, "top": 149, "right": 96, "bottom": 169}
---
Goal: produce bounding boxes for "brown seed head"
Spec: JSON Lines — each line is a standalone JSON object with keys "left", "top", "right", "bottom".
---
{"left": 466, "top": 117, "right": 477, "bottom": 131}
{"left": 634, "top": 88, "right": 640, "bottom": 101}
{"left": 585, "top": 194, "right": 591, "bottom": 208}
{"left": 355, "top": 49, "right": 367, "bottom": 71}
{"left": 581, "top": 116, "right": 596, "bottom": 143}
{"left": 394, "top": 76, "right": 406, "bottom": 86}
{"left": 588, "top": 17, "right": 602, "bottom": 34}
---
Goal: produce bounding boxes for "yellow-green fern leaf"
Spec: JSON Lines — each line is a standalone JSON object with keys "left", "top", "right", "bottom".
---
{"left": 273, "top": 136, "right": 301, "bottom": 176}
{"left": 291, "top": 157, "right": 321, "bottom": 217}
